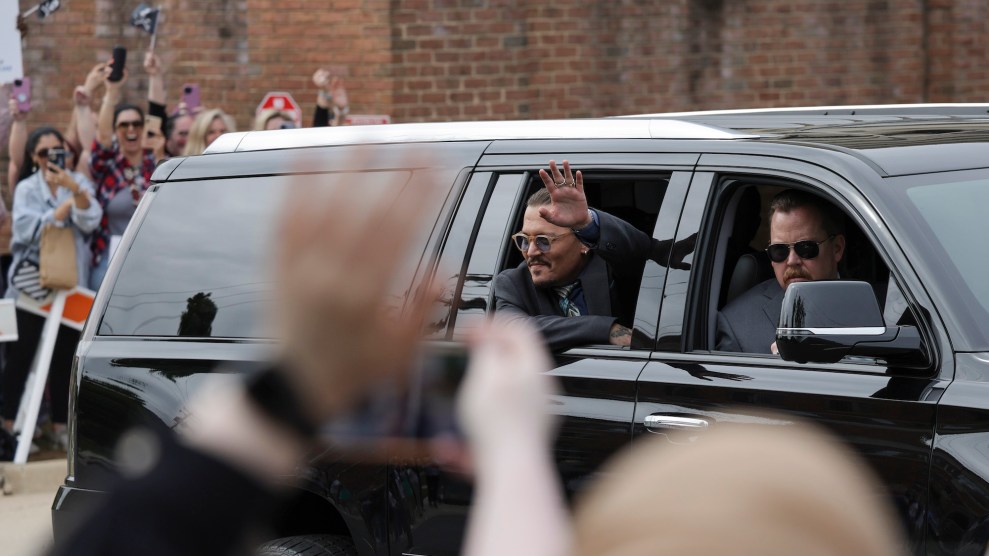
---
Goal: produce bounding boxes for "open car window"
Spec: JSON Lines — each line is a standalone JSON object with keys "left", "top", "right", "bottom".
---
{"left": 705, "top": 179, "right": 914, "bottom": 364}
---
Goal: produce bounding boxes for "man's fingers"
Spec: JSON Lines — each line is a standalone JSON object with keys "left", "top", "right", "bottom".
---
{"left": 548, "top": 159, "right": 565, "bottom": 184}
{"left": 538, "top": 168, "right": 556, "bottom": 190}
{"left": 575, "top": 169, "right": 584, "bottom": 193}
{"left": 562, "top": 159, "right": 574, "bottom": 184}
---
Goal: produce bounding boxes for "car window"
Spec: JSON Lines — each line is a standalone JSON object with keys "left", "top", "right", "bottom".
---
{"left": 425, "top": 172, "right": 494, "bottom": 338}
{"left": 451, "top": 174, "right": 526, "bottom": 339}
{"left": 704, "top": 178, "right": 908, "bottom": 362}
{"left": 451, "top": 169, "right": 672, "bottom": 344}
{"left": 875, "top": 170, "right": 989, "bottom": 351}
{"left": 98, "top": 170, "right": 451, "bottom": 338}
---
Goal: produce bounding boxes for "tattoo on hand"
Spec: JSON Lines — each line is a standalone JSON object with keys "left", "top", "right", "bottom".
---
{"left": 610, "top": 325, "right": 631, "bottom": 339}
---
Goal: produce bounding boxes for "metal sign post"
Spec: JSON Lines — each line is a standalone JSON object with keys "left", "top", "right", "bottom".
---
{"left": 13, "top": 290, "right": 67, "bottom": 464}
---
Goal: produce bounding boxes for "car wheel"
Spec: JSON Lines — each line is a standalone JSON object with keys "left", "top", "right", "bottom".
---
{"left": 256, "top": 534, "right": 357, "bottom": 556}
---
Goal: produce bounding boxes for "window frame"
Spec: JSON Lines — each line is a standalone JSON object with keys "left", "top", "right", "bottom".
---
{"left": 679, "top": 159, "right": 946, "bottom": 377}
{"left": 444, "top": 158, "right": 696, "bottom": 352}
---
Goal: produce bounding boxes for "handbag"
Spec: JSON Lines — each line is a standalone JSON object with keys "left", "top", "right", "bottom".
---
{"left": 10, "top": 257, "right": 51, "bottom": 301}
{"left": 39, "top": 223, "right": 78, "bottom": 290}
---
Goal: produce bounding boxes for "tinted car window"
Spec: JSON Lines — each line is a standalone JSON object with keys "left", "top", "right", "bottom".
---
{"left": 882, "top": 170, "right": 989, "bottom": 350}
{"left": 425, "top": 172, "right": 493, "bottom": 338}
{"left": 452, "top": 173, "right": 526, "bottom": 339}
{"left": 906, "top": 179, "right": 988, "bottom": 316}
{"left": 99, "top": 172, "right": 445, "bottom": 337}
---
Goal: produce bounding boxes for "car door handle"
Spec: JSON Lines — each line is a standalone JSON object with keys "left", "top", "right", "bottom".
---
{"left": 643, "top": 415, "right": 710, "bottom": 432}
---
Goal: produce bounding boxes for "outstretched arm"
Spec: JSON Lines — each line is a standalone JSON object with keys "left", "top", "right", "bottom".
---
{"left": 492, "top": 270, "right": 620, "bottom": 350}
{"left": 97, "top": 64, "right": 125, "bottom": 147}
{"left": 145, "top": 51, "right": 166, "bottom": 106}
{"left": 7, "top": 98, "right": 27, "bottom": 186}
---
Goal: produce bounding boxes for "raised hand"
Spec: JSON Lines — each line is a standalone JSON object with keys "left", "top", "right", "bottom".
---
{"left": 329, "top": 76, "right": 348, "bottom": 109}
{"left": 8, "top": 98, "right": 27, "bottom": 120}
{"left": 273, "top": 148, "right": 444, "bottom": 422}
{"left": 312, "top": 68, "right": 331, "bottom": 89}
{"left": 82, "top": 63, "right": 105, "bottom": 99}
{"left": 144, "top": 51, "right": 162, "bottom": 76}
{"left": 536, "top": 159, "right": 591, "bottom": 229}
{"left": 457, "top": 320, "right": 557, "bottom": 457}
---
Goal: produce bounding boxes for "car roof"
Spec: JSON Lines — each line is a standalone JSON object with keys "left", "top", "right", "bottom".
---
{"left": 202, "top": 104, "right": 989, "bottom": 177}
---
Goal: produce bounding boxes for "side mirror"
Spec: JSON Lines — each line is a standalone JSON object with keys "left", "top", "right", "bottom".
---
{"left": 776, "top": 281, "right": 930, "bottom": 369}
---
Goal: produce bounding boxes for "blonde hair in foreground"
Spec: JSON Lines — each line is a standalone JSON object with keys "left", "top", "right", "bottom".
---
{"left": 573, "top": 420, "right": 903, "bottom": 556}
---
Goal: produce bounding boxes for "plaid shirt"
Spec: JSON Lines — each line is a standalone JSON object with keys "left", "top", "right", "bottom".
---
{"left": 89, "top": 139, "right": 156, "bottom": 265}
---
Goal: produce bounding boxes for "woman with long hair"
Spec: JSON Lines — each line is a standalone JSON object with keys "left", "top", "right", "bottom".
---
{"left": 3, "top": 126, "right": 101, "bottom": 448}
{"left": 89, "top": 64, "right": 157, "bottom": 290}
{"left": 183, "top": 108, "right": 236, "bottom": 156}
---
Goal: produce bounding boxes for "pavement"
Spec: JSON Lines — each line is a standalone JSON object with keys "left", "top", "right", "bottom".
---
{"left": 0, "top": 457, "right": 66, "bottom": 556}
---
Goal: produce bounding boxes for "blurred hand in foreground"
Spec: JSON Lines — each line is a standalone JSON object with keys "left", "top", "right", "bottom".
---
{"left": 458, "top": 321, "right": 557, "bottom": 458}
{"left": 273, "top": 149, "right": 442, "bottom": 424}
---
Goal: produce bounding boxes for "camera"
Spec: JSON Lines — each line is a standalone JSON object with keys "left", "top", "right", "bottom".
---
{"left": 47, "top": 147, "right": 66, "bottom": 170}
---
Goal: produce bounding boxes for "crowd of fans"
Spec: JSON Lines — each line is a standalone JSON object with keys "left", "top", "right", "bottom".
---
{"left": 0, "top": 46, "right": 353, "bottom": 456}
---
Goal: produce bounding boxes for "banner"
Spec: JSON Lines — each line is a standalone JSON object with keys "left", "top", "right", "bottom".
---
{"left": 0, "top": 2, "right": 23, "bottom": 83}
{"left": 37, "top": 0, "right": 62, "bottom": 18}
{"left": 130, "top": 4, "right": 160, "bottom": 35}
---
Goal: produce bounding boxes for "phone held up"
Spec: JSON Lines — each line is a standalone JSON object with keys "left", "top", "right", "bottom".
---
{"left": 108, "top": 46, "right": 127, "bottom": 82}
{"left": 181, "top": 83, "right": 201, "bottom": 113}
{"left": 47, "top": 147, "right": 66, "bottom": 171}
{"left": 12, "top": 77, "right": 30, "bottom": 113}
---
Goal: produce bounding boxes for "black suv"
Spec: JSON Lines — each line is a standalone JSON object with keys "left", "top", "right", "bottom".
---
{"left": 53, "top": 107, "right": 989, "bottom": 555}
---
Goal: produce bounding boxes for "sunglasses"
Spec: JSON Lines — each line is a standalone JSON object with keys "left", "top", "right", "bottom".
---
{"left": 511, "top": 231, "right": 574, "bottom": 253}
{"left": 766, "top": 235, "right": 834, "bottom": 263}
{"left": 35, "top": 148, "right": 54, "bottom": 158}
{"left": 117, "top": 120, "right": 144, "bottom": 130}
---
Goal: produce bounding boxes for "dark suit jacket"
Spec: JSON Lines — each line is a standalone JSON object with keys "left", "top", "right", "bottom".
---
{"left": 715, "top": 278, "right": 784, "bottom": 354}
{"left": 493, "top": 210, "right": 654, "bottom": 351}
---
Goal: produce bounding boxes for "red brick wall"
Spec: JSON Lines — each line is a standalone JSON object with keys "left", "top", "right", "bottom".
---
{"left": 6, "top": 0, "right": 989, "bottom": 154}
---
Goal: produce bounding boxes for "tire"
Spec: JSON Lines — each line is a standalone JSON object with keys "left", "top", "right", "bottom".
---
{"left": 256, "top": 534, "right": 357, "bottom": 556}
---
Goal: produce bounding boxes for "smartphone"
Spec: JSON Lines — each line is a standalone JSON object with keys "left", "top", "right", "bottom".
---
{"left": 11, "top": 77, "right": 30, "bottom": 113}
{"left": 181, "top": 83, "right": 201, "bottom": 112}
{"left": 108, "top": 46, "right": 127, "bottom": 82}
{"left": 145, "top": 114, "right": 163, "bottom": 138}
{"left": 47, "top": 147, "right": 66, "bottom": 170}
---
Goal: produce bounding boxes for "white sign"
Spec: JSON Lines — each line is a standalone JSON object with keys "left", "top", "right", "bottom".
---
{"left": 17, "top": 286, "right": 96, "bottom": 331}
{"left": 345, "top": 114, "right": 392, "bottom": 126}
{"left": 0, "top": 2, "right": 24, "bottom": 83}
{"left": 0, "top": 299, "right": 18, "bottom": 341}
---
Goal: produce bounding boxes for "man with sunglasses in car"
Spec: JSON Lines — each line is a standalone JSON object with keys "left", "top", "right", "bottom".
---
{"left": 493, "top": 160, "right": 668, "bottom": 352}
{"left": 716, "top": 189, "right": 846, "bottom": 354}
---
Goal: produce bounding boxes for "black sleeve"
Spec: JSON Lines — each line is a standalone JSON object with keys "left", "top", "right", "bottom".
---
{"left": 492, "top": 270, "right": 615, "bottom": 351}
{"left": 148, "top": 100, "right": 168, "bottom": 127}
{"left": 312, "top": 105, "right": 331, "bottom": 128}
{"left": 48, "top": 426, "right": 283, "bottom": 556}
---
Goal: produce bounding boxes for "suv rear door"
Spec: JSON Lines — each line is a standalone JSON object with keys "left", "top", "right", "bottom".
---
{"left": 403, "top": 142, "right": 699, "bottom": 555}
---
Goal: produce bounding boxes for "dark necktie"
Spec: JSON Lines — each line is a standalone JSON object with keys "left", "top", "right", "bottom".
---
{"left": 554, "top": 283, "right": 581, "bottom": 317}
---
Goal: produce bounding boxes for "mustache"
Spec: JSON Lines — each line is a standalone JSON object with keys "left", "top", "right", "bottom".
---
{"left": 526, "top": 255, "right": 550, "bottom": 267}
{"left": 783, "top": 267, "right": 811, "bottom": 282}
